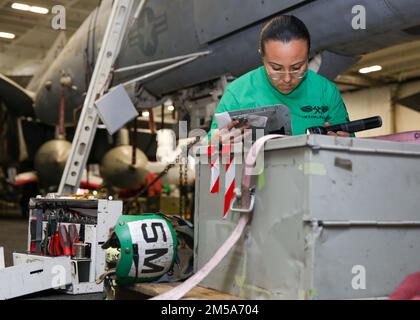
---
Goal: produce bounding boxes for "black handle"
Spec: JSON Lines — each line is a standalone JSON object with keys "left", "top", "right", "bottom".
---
{"left": 307, "top": 116, "right": 382, "bottom": 134}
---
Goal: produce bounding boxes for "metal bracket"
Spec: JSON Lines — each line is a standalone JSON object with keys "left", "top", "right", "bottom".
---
{"left": 229, "top": 188, "right": 255, "bottom": 213}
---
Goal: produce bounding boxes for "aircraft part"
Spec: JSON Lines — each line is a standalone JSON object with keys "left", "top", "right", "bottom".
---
{"left": 100, "top": 145, "right": 148, "bottom": 190}
{"left": 34, "top": 139, "right": 72, "bottom": 187}
{"left": 0, "top": 74, "right": 34, "bottom": 117}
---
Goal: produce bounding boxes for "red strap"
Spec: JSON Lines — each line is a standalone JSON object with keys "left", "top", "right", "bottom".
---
{"left": 53, "top": 232, "right": 62, "bottom": 256}
{"left": 58, "top": 225, "right": 71, "bottom": 256}
{"left": 68, "top": 224, "right": 79, "bottom": 256}
{"left": 30, "top": 242, "right": 36, "bottom": 254}
{"left": 48, "top": 237, "right": 55, "bottom": 256}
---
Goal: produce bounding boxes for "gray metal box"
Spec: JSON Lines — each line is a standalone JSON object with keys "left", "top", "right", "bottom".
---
{"left": 193, "top": 135, "right": 420, "bottom": 299}
{"left": 95, "top": 84, "right": 139, "bottom": 135}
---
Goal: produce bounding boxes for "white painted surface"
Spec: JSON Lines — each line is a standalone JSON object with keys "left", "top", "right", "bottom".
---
{"left": 396, "top": 104, "right": 420, "bottom": 132}
{"left": 342, "top": 85, "right": 392, "bottom": 137}
{"left": 342, "top": 80, "right": 420, "bottom": 137}
{"left": 0, "top": 247, "right": 4, "bottom": 270}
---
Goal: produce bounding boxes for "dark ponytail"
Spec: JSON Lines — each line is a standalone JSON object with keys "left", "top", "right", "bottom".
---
{"left": 259, "top": 15, "right": 311, "bottom": 55}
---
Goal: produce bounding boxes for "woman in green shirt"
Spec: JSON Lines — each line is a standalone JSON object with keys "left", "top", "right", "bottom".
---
{"left": 210, "top": 15, "right": 351, "bottom": 144}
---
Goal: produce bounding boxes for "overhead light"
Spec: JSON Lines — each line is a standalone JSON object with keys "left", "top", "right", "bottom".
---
{"left": 0, "top": 32, "right": 15, "bottom": 39}
{"left": 167, "top": 105, "right": 175, "bottom": 111}
{"left": 11, "top": 3, "right": 29, "bottom": 10}
{"left": 11, "top": 2, "right": 49, "bottom": 14}
{"left": 359, "top": 65, "right": 382, "bottom": 74}
{"left": 29, "top": 6, "right": 49, "bottom": 14}
{"left": 142, "top": 111, "right": 150, "bottom": 117}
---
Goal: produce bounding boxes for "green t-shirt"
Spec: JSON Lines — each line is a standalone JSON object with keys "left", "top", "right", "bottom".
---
{"left": 209, "top": 66, "right": 351, "bottom": 136}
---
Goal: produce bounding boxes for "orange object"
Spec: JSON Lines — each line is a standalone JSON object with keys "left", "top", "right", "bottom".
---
{"left": 146, "top": 172, "right": 162, "bottom": 197}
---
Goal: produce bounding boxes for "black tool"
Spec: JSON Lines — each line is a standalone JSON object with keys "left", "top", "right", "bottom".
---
{"left": 48, "top": 215, "right": 57, "bottom": 239}
{"left": 85, "top": 243, "right": 92, "bottom": 259}
{"left": 47, "top": 214, "right": 58, "bottom": 255}
{"left": 133, "top": 244, "right": 139, "bottom": 280}
{"left": 78, "top": 224, "right": 85, "bottom": 242}
{"left": 30, "top": 209, "right": 43, "bottom": 254}
{"left": 306, "top": 116, "right": 382, "bottom": 135}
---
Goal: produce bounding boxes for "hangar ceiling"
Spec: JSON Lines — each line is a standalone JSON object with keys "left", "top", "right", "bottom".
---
{"left": 335, "top": 39, "right": 420, "bottom": 92}
{"left": 0, "top": 0, "right": 99, "bottom": 81}
{"left": 0, "top": 0, "right": 419, "bottom": 93}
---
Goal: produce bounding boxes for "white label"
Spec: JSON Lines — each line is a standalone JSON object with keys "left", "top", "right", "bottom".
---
{"left": 127, "top": 219, "right": 174, "bottom": 278}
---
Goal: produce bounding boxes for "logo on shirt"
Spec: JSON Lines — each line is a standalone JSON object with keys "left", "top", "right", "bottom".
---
{"left": 300, "top": 106, "right": 329, "bottom": 114}
{"left": 299, "top": 105, "right": 330, "bottom": 120}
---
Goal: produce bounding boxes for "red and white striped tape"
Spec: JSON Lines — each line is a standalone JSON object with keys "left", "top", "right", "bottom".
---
{"left": 208, "top": 145, "right": 220, "bottom": 193}
{"left": 222, "top": 144, "right": 235, "bottom": 218}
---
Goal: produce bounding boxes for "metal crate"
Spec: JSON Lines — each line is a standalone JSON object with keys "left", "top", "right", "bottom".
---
{"left": 193, "top": 135, "right": 420, "bottom": 299}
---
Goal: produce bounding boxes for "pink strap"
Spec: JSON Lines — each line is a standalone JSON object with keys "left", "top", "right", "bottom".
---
{"left": 151, "top": 135, "right": 283, "bottom": 300}
{"left": 366, "top": 131, "right": 420, "bottom": 144}
{"left": 150, "top": 212, "right": 251, "bottom": 300}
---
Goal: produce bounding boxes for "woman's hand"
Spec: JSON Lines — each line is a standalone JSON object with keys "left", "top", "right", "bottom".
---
{"left": 324, "top": 122, "right": 350, "bottom": 137}
{"left": 210, "top": 120, "right": 251, "bottom": 146}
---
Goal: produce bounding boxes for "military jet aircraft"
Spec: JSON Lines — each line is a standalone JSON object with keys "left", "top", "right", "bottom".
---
{"left": 1, "top": 0, "right": 420, "bottom": 192}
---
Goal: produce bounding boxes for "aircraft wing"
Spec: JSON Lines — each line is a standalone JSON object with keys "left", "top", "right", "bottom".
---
{"left": 0, "top": 73, "right": 35, "bottom": 117}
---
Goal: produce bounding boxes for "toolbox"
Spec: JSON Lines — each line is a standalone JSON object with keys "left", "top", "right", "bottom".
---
{"left": 194, "top": 134, "right": 420, "bottom": 299}
{"left": 0, "top": 196, "right": 121, "bottom": 299}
